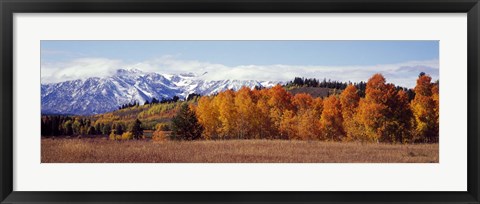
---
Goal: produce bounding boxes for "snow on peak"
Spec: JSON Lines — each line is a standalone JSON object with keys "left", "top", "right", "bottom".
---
{"left": 178, "top": 72, "right": 197, "bottom": 78}
{"left": 41, "top": 69, "right": 281, "bottom": 115}
{"left": 115, "top": 68, "right": 144, "bottom": 76}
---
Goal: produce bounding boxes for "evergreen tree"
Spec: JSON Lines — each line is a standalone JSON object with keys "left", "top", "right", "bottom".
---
{"left": 102, "top": 124, "right": 111, "bottom": 135}
{"left": 115, "top": 123, "right": 124, "bottom": 135}
{"left": 171, "top": 104, "right": 203, "bottom": 140}
{"left": 41, "top": 118, "right": 47, "bottom": 136}
{"left": 187, "top": 93, "right": 201, "bottom": 101}
{"left": 130, "top": 119, "right": 143, "bottom": 139}
{"left": 87, "top": 126, "right": 96, "bottom": 135}
{"left": 172, "top": 96, "right": 180, "bottom": 102}
{"left": 95, "top": 123, "right": 101, "bottom": 135}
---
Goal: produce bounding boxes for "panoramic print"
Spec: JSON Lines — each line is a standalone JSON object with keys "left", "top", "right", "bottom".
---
{"left": 41, "top": 41, "right": 439, "bottom": 163}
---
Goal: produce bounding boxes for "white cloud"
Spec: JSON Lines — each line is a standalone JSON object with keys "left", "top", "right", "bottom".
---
{"left": 41, "top": 56, "right": 439, "bottom": 88}
{"left": 41, "top": 58, "right": 123, "bottom": 83}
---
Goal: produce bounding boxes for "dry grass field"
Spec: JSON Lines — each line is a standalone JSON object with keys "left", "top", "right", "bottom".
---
{"left": 41, "top": 137, "right": 438, "bottom": 163}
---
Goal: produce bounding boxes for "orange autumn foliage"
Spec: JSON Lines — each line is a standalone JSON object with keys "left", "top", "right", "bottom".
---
{"left": 254, "top": 89, "right": 277, "bottom": 139}
{"left": 432, "top": 83, "right": 440, "bottom": 139}
{"left": 356, "top": 74, "right": 389, "bottom": 142}
{"left": 320, "top": 95, "right": 345, "bottom": 141}
{"left": 268, "top": 85, "right": 294, "bottom": 139}
{"left": 192, "top": 73, "right": 437, "bottom": 144}
{"left": 152, "top": 124, "right": 169, "bottom": 141}
{"left": 234, "top": 87, "right": 258, "bottom": 139}
{"left": 214, "top": 89, "right": 237, "bottom": 139}
{"left": 292, "top": 93, "right": 314, "bottom": 111}
{"left": 411, "top": 74, "right": 438, "bottom": 143}
{"left": 356, "top": 74, "right": 415, "bottom": 143}
{"left": 196, "top": 96, "right": 221, "bottom": 140}
{"left": 279, "top": 110, "right": 299, "bottom": 139}
{"left": 340, "top": 85, "right": 360, "bottom": 140}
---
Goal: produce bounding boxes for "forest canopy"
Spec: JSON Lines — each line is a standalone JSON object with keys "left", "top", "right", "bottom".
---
{"left": 41, "top": 73, "right": 439, "bottom": 144}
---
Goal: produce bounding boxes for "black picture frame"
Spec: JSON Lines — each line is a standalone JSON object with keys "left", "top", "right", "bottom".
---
{"left": 1, "top": 0, "right": 479, "bottom": 203}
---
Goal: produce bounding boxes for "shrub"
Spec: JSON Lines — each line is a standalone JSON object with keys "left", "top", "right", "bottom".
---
{"left": 109, "top": 132, "right": 116, "bottom": 140}
{"left": 152, "top": 130, "right": 168, "bottom": 141}
{"left": 121, "top": 132, "right": 134, "bottom": 140}
{"left": 157, "top": 123, "right": 171, "bottom": 131}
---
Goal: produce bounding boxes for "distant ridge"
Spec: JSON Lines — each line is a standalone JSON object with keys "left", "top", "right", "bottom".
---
{"left": 41, "top": 68, "right": 280, "bottom": 115}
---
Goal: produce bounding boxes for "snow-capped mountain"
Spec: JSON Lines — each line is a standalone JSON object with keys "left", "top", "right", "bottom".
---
{"left": 41, "top": 68, "right": 281, "bottom": 115}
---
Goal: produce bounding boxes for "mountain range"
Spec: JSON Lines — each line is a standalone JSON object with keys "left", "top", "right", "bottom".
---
{"left": 41, "top": 68, "right": 280, "bottom": 115}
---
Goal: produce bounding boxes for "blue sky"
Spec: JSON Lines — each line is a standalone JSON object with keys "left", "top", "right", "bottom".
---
{"left": 41, "top": 41, "right": 439, "bottom": 87}
{"left": 42, "top": 41, "right": 438, "bottom": 66}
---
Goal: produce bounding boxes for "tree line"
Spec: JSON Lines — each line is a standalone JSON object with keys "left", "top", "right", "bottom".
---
{"left": 117, "top": 96, "right": 181, "bottom": 110}
{"left": 189, "top": 73, "right": 438, "bottom": 143}
{"left": 286, "top": 76, "right": 416, "bottom": 100}
{"left": 118, "top": 93, "right": 201, "bottom": 110}
{"left": 42, "top": 73, "right": 439, "bottom": 144}
{"left": 41, "top": 116, "right": 144, "bottom": 140}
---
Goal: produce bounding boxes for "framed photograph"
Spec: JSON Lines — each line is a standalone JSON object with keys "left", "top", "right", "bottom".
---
{"left": 1, "top": 0, "right": 479, "bottom": 203}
